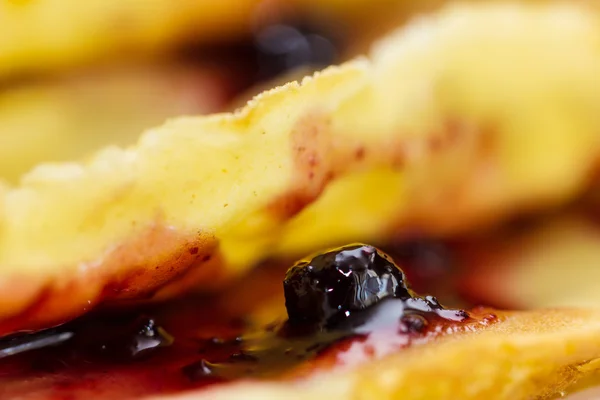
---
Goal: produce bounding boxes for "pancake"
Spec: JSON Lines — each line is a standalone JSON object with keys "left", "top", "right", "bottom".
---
{"left": 2, "top": 1, "right": 600, "bottom": 335}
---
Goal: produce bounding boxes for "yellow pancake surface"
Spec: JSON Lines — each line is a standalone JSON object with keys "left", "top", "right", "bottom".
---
{"left": 151, "top": 309, "right": 600, "bottom": 400}
{"left": 2, "top": 2, "right": 600, "bottom": 334}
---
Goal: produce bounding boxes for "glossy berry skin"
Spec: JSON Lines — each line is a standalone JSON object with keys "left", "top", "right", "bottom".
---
{"left": 283, "top": 244, "right": 413, "bottom": 326}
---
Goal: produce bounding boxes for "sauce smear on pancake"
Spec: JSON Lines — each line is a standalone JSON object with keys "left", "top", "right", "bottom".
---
{"left": 0, "top": 244, "right": 498, "bottom": 399}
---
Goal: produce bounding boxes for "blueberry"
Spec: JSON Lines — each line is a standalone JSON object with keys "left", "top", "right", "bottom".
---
{"left": 283, "top": 244, "right": 413, "bottom": 325}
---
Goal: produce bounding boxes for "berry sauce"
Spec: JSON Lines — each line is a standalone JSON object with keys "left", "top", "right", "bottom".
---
{"left": 0, "top": 244, "right": 499, "bottom": 399}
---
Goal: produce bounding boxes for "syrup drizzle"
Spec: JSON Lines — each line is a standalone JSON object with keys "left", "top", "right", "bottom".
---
{"left": 0, "top": 244, "right": 497, "bottom": 399}
{"left": 183, "top": 296, "right": 471, "bottom": 382}
{"left": 183, "top": 244, "right": 470, "bottom": 381}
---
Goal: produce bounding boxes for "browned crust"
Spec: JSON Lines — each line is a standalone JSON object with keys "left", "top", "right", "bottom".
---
{"left": 0, "top": 225, "right": 220, "bottom": 336}
{"left": 267, "top": 113, "right": 492, "bottom": 237}
{"left": 267, "top": 112, "right": 398, "bottom": 219}
{"left": 267, "top": 113, "right": 337, "bottom": 218}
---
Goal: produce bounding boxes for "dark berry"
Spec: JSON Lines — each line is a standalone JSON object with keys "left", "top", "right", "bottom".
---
{"left": 283, "top": 244, "right": 413, "bottom": 325}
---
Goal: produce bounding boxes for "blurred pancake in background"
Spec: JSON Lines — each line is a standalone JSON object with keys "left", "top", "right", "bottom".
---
{"left": 0, "top": 63, "right": 232, "bottom": 183}
{"left": 0, "top": 0, "right": 437, "bottom": 79}
{"left": 457, "top": 193, "right": 600, "bottom": 309}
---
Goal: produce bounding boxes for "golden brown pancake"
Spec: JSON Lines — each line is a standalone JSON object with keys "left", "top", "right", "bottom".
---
{"left": 2, "top": 1, "right": 600, "bottom": 335}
